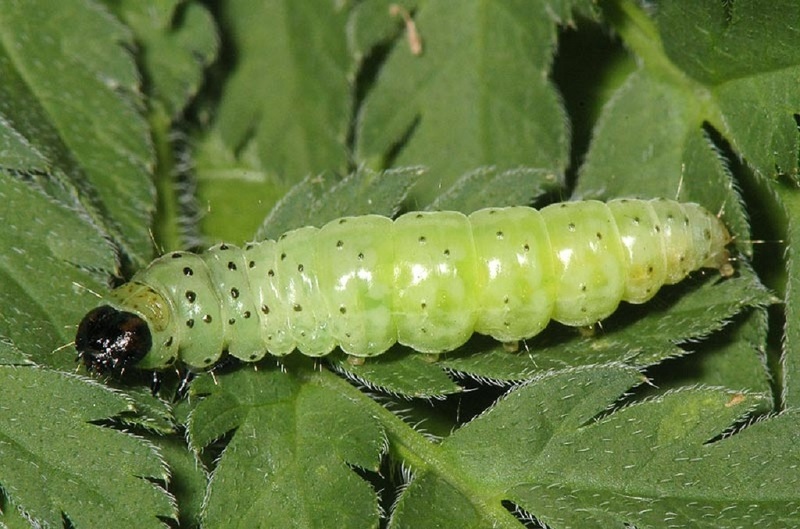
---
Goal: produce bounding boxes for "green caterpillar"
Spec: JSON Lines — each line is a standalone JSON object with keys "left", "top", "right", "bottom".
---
{"left": 76, "top": 199, "right": 731, "bottom": 376}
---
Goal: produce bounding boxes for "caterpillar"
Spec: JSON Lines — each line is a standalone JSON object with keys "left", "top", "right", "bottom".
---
{"left": 76, "top": 199, "right": 731, "bottom": 376}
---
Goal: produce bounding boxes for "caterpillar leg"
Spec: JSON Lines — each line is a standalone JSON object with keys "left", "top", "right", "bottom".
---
{"left": 347, "top": 355, "right": 366, "bottom": 366}
{"left": 502, "top": 341, "right": 520, "bottom": 353}
{"left": 176, "top": 370, "right": 196, "bottom": 399}
{"left": 719, "top": 261, "right": 735, "bottom": 278}
{"left": 150, "top": 371, "right": 163, "bottom": 396}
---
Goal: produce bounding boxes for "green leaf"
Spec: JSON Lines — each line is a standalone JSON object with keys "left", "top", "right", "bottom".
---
{"left": 193, "top": 0, "right": 353, "bottom": 243}
{"left": 641, "top": 305, "right": 773, "bottom": 413}
{"left": 355, "top": 0, "right": 574, "bottom": 201}
{"left": 577, "top": 0, "right": 800, "bottom": 223}
{"left": 0, "top": 366, "right": 175, "bottom": 528}
{"left": 106, "top": 0, "right": 219, "bottom": 119}
{"left": 655, "top": 0, "right": 800, "bottom": 180}
{"left": 154, "top": 436, "right": 207, "bottom": 529}
{"left": 189, "top": 365, "right": 384, "bottom": 528}
{"left": 186, "top": 364, "right": 794, "bottom": 529}
{"left": 0, "top": 340, "right": 32, "bottom": 366}
{"left": 118, "top": 386, "right": 178, "bottom": 435}
{"left": 409, "top": 366, "right": 794, "bottom": 529}
{"left": 0, "top": 0, "right": 155, "bottom": 265}
{"left": 426, "top": 166, "right": 564, "bottom": 212}
{"left": 1, "top": 488, "right": 34, "bottom": 529}
{"left": 257, "top": 166, "right": 425, "bottom": 240}
{"left": 771, "top": 181, "right": 800, "bottom": 408}
{"left": 348, "top": 0, "right": 419, "bottom": 61}
{"left": 328, "top": 347, "right": 461, "bottom": 398}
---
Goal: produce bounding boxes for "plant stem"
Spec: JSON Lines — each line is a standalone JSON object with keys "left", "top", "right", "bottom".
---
{"left": 603, "top": 0, "right": 725, "bottom": 129}
{"left": 603, "top": 0, "right": 679, "bottom": 82}
{"left": 318, "top": 368, "right": 524, "bottom": 529}
{"left": 149, "top": 102, "right": 182, "bottom": 253}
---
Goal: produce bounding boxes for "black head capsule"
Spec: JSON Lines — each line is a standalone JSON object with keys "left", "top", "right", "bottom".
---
{"left": 75, "top": 305, "right": 152, "bottom": 377}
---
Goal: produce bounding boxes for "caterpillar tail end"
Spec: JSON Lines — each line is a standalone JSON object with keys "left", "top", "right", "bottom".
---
{"left": 712, "top": 223, "right": 735, "bottom": 278}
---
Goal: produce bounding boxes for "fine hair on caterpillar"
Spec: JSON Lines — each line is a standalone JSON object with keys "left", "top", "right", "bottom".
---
{"left": 75, "top": 199, "right": 732, "bottom": 377}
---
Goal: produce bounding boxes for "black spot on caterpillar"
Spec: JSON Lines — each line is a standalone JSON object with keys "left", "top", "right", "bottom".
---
{"left": 75, "top": 199, "right": 731, "bottom": 376}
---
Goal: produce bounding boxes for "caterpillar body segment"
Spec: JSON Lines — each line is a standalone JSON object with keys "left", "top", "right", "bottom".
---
{"left": 75, "top": 199, "right": 731, "bottom": 376}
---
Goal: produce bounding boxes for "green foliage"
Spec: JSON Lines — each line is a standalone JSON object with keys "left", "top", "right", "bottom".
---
{"left": 0, "top": 0, "right": 799, "bottom": 528}
{"left": 0, "top": 367, "right": 175, "bottom": 528}
{"left": 0, "top": 0, "right": 155, "bottom": 266}
{"left": 189, "top": 366, "right": 385, "bottom": 528}
{"left": 256, "top": 166, "right": 425, "bottom": 240}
